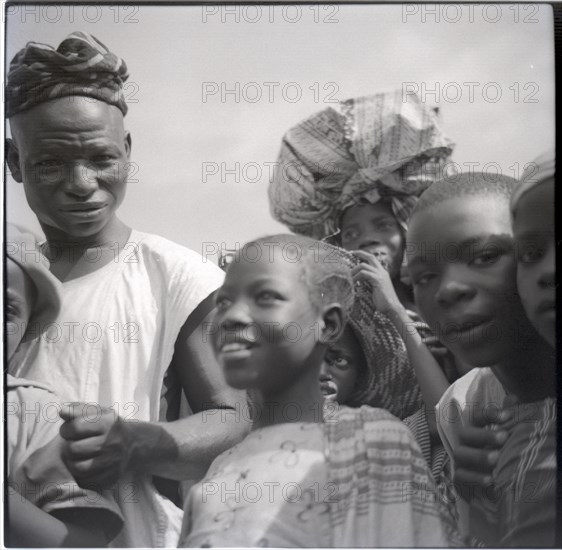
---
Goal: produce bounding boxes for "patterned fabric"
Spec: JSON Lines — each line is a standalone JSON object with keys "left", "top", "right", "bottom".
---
{"left": 326, "top": 406, "right": 453, "bottom": 547}
{"left": 323, "top": 245, "right": 423, "bottom": 419}
{"left": 436, "top": 369, "right": 558, "bottom": 546}
{"left": 511, "top": 150, "right": 555, "bottom": 216}
{"left": 181, "top": 406, "right": 453, "bottom": 547}
{"left": 6, "top": 31, "right": 129, "bottom": 117}
{"left": 404, "top": 409, "right": 462, "bottom": 546}
{"left": 268, "top": 90, "right": 454, "bottom": 240}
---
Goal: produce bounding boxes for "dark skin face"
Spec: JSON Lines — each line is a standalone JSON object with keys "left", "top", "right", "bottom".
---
{"left": 513, "top": 181, "right": 555, "bottom": 348}
{"left": 340, "top": 201, "right": 404, "bottom": 280}
{"left": 320, "top": 325, "right": 365, "bottom": 404}
{"left": 6, "top": 258, "right": 35, "bottom": 360}
{"left": 213, "top": 245, "right": 344, "bottom": 400}
{"left": 7, "top": 97, "right": 131, "bottom": 242}
{"left": 407, "top": 195, "right": 534, "bottom": 369}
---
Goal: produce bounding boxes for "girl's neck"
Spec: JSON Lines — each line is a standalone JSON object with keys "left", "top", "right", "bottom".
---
{"left": 252, "top": 365, "right": 325, "bottom": 430}
{"left": 492, "top": 338, "right": 555, "bottom": 402}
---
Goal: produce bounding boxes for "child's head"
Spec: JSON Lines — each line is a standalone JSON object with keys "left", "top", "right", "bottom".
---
{"left": 511, "top": 152, "right": 555, "bottom": 348}
{"left": 319, "top": 246, "right": 422, "bottom": 418}
{"left": 321, "top": 324, "right": 365, "bottom": 404}
{"left": 406, "top": 172, "right": 537, "bottom": 368}
{"left": 5, "top": 225, "right": 61, "bottom": 360}
{"left": 339, "top": 198, "right": 404, "bottom": 280}
{"left": 212, "top": 235, "right": 354, "bottom": 395}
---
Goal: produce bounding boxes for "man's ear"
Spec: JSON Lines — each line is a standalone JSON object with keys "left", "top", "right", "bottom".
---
{"left": 6, "top": 139, "right": 22, "bottom": 182}
{"left": 319, "top": 303, "right": 345, "bottom": 344}
{"left": 124, "top": 131, "right": 132, "bottom": 159}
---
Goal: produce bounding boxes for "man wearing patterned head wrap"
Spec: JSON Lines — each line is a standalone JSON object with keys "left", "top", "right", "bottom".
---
{"left": 6, "top": 32, "right": 248, "bottom": 547}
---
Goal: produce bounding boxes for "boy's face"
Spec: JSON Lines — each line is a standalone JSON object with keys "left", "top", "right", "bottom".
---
{"left": 212, "top": 245, "right": 323, "bottom": 394}
{"left": 407, "top": 195, "right": 529, "bottom": 367}
{"left": 320, "top": 325, "right": 365, "bottom": 403}
{"left": 340, "top": 202, "right": 404, "bottom": 279}
{"left": 6, "top": 258, "right": 35, "bottom": 360}
{"left": 513, "top": 181, "right": 555, "bottom": 348}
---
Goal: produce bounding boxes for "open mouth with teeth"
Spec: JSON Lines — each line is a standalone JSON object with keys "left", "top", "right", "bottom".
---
{"left": 218, "top": 341, "right": 255, "bottom": 359}
{"left": 320, "top": 380, "right": 338, "bottom": 398}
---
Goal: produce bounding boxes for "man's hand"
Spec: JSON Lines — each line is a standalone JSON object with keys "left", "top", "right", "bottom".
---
{"left": 59, "top": 403, "right": 134, "bottom": 490}
{"left": 453, "top": 406, "right": 512, "bottom": 502}
{"left": 352, "top": 250, "right": 403, "bottom": 315}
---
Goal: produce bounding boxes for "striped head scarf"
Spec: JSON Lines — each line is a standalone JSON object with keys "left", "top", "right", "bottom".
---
{"left": 511, "top": 150, "right": 555, "bottom": 217}
{"left": 6, "top": 31, "right": 129, "bottom": 118}
{"left": 326, "top": 245, "right": 423, "bottom": 419}
{"left": 268, "top": 90, "right": 454, "bottom": 240}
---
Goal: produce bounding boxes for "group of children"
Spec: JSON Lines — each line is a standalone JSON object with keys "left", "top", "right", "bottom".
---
{"left": 179, "top": 152, "right": 556, "bottom": 546}
{"left": 5, "top": 133, "right": 556, "bottom": 545}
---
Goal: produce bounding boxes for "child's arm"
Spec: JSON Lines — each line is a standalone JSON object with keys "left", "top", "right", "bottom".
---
{"left": 352, "top": 251, "right": 449, "bottom": 434}
{"left": 8, "top": 492, "right": 108, "bottom": 547}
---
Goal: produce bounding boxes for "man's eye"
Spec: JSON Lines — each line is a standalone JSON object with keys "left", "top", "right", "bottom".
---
{"left": 94, "top": 155, "right": 116, "bottom": 164}
{"left": 37, "top": 159, "right": 63, "bottom": 169}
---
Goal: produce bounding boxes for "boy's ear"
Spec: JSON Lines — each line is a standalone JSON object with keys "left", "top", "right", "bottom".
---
{"left": 6, "top": 139, "right": 23, "bottom": 182}
{"left": 319, "top": 303, "right": 345, "bottom": 344}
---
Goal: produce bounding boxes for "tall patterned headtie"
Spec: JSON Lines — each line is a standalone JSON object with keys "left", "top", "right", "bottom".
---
{"left": 268, "top": 90, "right": 454, "bottom": 239}
{"left": 6, "top": 31, "right": 129, "bottom": 117}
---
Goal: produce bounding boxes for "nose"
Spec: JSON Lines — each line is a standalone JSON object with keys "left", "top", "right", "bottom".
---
{"left": 219, "top": 299, "right": 252, "bottom": 329}
{"left": 435, "top": 269, "right": 476, "bottom": 307}
{"left": 319, "top": 362, "right": 332, "bottom": 380}
{"left": 63, "top": 162, "right": 98, "bottom": 197}
{"left": 358, "top": 232, "right": 382, "bottom": 250}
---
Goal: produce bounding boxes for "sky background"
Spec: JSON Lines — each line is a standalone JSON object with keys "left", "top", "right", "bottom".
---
{"left": 4, "top": 4, "right": 555, "bottom": 263}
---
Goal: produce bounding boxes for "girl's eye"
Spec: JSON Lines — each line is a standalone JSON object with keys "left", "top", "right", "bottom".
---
{"left": 327, "top": 353, "right": 349, "bottom": 369}
{"left": 256, "top": 291, "right": 280, "bottom": 302}
{"left": 519, "top": 247, "right": 543, "bottom": 264}
{"left": 215, "top": 296, "right": 231, "bottom": 309}
{"left": 413, "top": 273, "right": 435, "bottom": 286}
{"left": 378, "top": 221, "right": 394, "bottom": 230}
{"left": 472, "top": 249, "right": 502, "bottom": 266}
{"left": 341, "top": 229, "right": 359, "bottom": 241}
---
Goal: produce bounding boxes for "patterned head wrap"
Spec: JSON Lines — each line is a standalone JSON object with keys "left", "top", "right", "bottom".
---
{"left": 511, "top": 150, "right": 555, "bottom": 217}
{"left": 6, "top": 31, "right": 129, "bottom": 118}
{"left": 326, "top": 245, "right": 423, "bottom": 419}
{"left": 268, "top": 90, "right": 454, "bottom": 240}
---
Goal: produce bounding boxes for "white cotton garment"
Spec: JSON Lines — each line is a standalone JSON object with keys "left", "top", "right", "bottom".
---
{"left": 9, "top": 230, "right": 225, "bottom": 547}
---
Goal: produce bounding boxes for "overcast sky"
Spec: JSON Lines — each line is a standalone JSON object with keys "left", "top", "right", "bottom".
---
{"left": 4, "top": 4, "right": 555, "bottom": 262}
